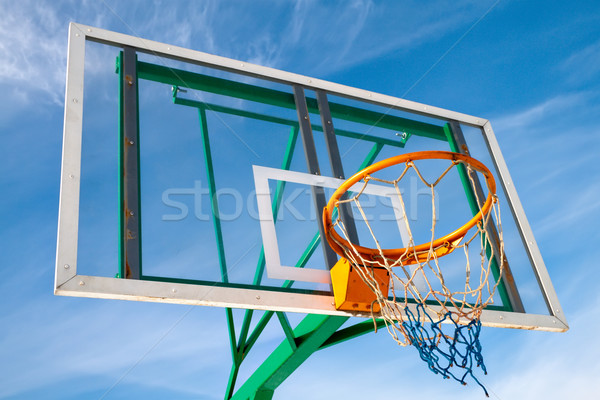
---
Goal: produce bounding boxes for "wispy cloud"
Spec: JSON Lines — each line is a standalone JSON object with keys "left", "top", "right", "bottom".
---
{"left": 492, "top": 92, "right": 591, "bottom": 132}
{"left": 0, "top": 0, "right": 493, "bottom": 109}
{"left": 559, "top": 39, "right": 600, "bottom": 85}
{"left": 0, "top": 1, "right": 70, "bottom": 106}
{"left": 271, "top": 0, "right": 491, "bottom": 78}
{"left": 0, "top": 300, "right": 229, "bottom": 398}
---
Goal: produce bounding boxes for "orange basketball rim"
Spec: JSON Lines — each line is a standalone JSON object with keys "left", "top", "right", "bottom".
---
{"left": 322, "top": 151, "right": 498, "bottom": 265}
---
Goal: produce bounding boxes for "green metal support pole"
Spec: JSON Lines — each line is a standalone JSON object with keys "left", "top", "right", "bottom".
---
{"left": 319, "top": 318, "right": 387, "bottom": 350}
{"left": 197, "top": 106, "right": 238, "bottom": 369}
{"left": 231, "top": 315, "right": 348, "bottom": 400}
{"left": 275, "top": 312, "right": 297, "bottom": 351}
{"left": 251, "top": 389, "right": 275, "bottom": 400}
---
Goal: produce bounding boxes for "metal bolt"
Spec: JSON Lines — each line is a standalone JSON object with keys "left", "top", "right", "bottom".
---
{"left": 499, "top": 315, "right": 503, "bottom": 320}
{"left": 87, "top": 28, "right": 92, "bottom": 32}
{"left": 79, "top": 280, "right": 85, "bottom": 286}
{"left": 129, "top": 140, "right": 134, "bottom": 145}
{"left": 129, "top": 210, "right": 134, "bottom": 216}
{"left": 69, "top": 174, "right": 74, "bottom": 179}
{"left": 167, "top": 47, "right": 171, "bottom": 50}
{"left": 331, "top": 302, "right": 335, "bottom": 306}
{"left": 64, "top": 264, "right": 70, "bottom": 269}
{"left": 172, "top": 288, "right": 177, "bottom": 293}
{"left": 73, "top": 98, "right": 78, "bottom": 103}
{"left": 327, "top": 120, "right": 331, "bottom": 124}
{"left": 304, "top": 115, "right": 308, "bottom": 120}
{"left": 75, "top": 33, "right": 80, "bottom": 37}
{"left": 256, "top": 295, "right": 260, "bottom": 300}
{"left": 308, "top": 79, "right": 312, "bottom": 83}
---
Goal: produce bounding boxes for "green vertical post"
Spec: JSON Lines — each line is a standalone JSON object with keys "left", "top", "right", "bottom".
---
{"left": 197, "top": 106, "right": 238, "bottom": 368}
{"left": 117, "top": 49, "right": 142, "bottom": 280}
{"left": 117, "top": 52, "right": 124, "bottom": 279}
{"left": 198, "top": 106, "right": 230, "bottom": 284}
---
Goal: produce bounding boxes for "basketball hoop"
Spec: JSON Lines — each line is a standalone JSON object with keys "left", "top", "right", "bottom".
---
{"left": 323, "top": 151, "right": 504, "bottom": 396}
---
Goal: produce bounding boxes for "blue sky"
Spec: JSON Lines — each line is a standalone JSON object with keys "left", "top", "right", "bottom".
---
{"left": 1, "top": 0, "right": 600, "bottom": 399}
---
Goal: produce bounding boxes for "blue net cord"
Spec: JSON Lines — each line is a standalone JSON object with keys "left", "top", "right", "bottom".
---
{"left": 402, "top": 303, "right": 489, "bottom": 397}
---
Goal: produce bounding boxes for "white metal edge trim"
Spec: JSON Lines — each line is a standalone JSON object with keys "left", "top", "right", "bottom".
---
{"left": 482, "top": 121, "right": 567, "bottom": 327}
{"left": 253, "top": 166, "right": 405, "bottom": 283}
{"left": 55, "top": 24, "right": 86, "bottom": 289}
{"left": 71, "top": 22, "right": 487, "bottom": 127}
{"left": 55, "top": 275, "right": 567, "bottom": 332}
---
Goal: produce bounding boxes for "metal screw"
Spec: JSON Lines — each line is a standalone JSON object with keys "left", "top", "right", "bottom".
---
{"left": 172, "top": 288, "right": 177, "bottom": 293}
{"left": 73, "top": 98, "right": 78, "bottom": 103}
{"left": 240, "top": 63, "right": 244, "bottom": 67}
{"left": 304, "top": 116, "right": 308, "bottom": 120}
{"left": 308, "top": 79, "right": 312, "bottom": 83}
{"left": 79, "top": 280, "right": 85, "bottom": 286}
{"left": 167, "top": 47, "right": 171, "bottom": 50}
{"left": 256, "top": 295, "right": 261, "bottom": 300}
{"left": 75, "top": 33, "right": 80, "bottom": 37}
{"left": 327, "top": 120, "right": 331, "bottom": 124}
{"left": 87, "top": 28, "right": 92, "bottom": 32}
{"left": 69, "top": 174, "right": 74, "bottom": 179}
{"left": 499, "top": 315, "right": 503, "bottom": 320}
{"left": 129, "top": 140, "right": 134, "bottom": 145}
{"left": 129, "top": 210, "right": 134, "bottom": 216}
{"left": 64, "top": 264, "right": 70, "bottom": 269}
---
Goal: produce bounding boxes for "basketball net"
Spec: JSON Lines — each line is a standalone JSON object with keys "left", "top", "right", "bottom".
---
{"left": 324, "top": 152, "right": 504, "bottom": 396}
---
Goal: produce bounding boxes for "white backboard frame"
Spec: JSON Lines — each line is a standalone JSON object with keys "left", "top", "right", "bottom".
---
{"left": 55, "top": 22, "right": 568, "bottom": 332}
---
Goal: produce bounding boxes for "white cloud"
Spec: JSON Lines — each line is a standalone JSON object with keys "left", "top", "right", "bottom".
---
{"left": 559, "top": 39, "right": 600, "bottom": 85}
{"left": 0, "top": 1, "right": 70, "bottom": 106}
{"left": 492, "top": 92, "right": 591, "bottom": 132}
{"left": 0, "top": 299, "right": 231, "bottom": 398}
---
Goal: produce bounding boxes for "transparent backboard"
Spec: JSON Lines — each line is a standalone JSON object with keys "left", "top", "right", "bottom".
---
{"left": 55, "top": 23, "right": 567, "bottom": 332}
